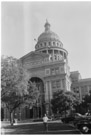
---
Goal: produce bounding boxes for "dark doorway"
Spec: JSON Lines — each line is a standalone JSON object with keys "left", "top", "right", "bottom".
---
{"left": 1, "top": 108, "right": 4, "bottom": 121}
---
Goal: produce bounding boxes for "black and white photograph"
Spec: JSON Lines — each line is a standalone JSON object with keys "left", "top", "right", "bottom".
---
{"left": 1, "top": 0, "right": 91, "bottom": 134}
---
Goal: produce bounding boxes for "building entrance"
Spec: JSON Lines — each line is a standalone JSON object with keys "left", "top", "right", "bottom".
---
{"left": 26, "top": 77, "right": 45, "bottom": 119}
{"left": 1, "top": 108, "right": 4, "bottom": 121}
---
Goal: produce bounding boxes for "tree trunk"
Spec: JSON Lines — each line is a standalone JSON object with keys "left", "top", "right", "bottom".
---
{"left": 10, "top": 111, "right": 14, "bottom": 126}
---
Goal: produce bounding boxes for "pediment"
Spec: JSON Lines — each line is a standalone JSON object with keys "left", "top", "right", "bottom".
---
{"left": 20, "top": 51, "right": 49, "bottom": 65}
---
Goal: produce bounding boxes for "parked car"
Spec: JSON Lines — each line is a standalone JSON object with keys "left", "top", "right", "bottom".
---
{"left": 61, "top": 113, "right": 84, "bottom": 123}
{"left": 74, "top": 116, "right": 91, "bottom": 134}
{"left": 61, "top": 116, "right": 75, "bottom": 123}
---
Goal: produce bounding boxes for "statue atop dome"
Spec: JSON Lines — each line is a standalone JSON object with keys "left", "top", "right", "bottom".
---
{"left": 44, "top": 19, "right": 51, "bottom": 32}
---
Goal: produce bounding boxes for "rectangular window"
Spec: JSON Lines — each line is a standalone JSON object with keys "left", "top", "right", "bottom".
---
{"left": 62, "top": 79, "right": 65, "bottom": 89}
{"left": 52, "top": 80, "right": 60, "bottom": 89}
{"left": 51, "top": 67, "right": 59, "bottom": 75}
{"left": 55, "top": 67, "right": 59, "bottom": 74}
{"left": 45, "top": 69, "right": 50, "bottom": 76}
{"left": 44, "top": 42, "right": 46, "bottom": 46}
{"left": 56, "top": 80, "right": 60, "bottom": 88}
{"left": 81, "top": 86, "right": 86, "bottom": 95}
{"left": 51, "top": 68, "right": 55, "bottom": 75}
{"left": 52, "top": 81, "right": 56, "bottom": 89}
{"left": 89, "top": 85, "right": 91, "bottom": 90}
{"left": 60, "top": 66, "right": 64, "bottom": 73}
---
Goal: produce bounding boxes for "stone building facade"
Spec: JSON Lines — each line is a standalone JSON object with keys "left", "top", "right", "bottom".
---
{"left": 70, "top": 71, "right": 91, "bottom": 100}
{"left": 19, "top": 20, "right": 71, "bottom": 119}
{"left": 2, "top": 21, "right": 91, "bottom": 121}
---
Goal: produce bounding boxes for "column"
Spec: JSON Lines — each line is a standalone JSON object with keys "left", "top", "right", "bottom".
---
{"left": 41, "top": 102, "right": 42, "bottom": 118}
{"left": 58, "top": 50, "right": 60, "bottom": 60}
{"left": 49, "top": 81, "right": 52, "bottom": 100}
{"left": 66, "top": 54, "right": 68, "bottom": 63}
{"left": 87, "top": 86, "right": 90, "bottom": 95}
{"left": 49, "top": 81, "right": 52, "bottom": 115}
{"left": 62, "top": 77, "right": 66, "bottom": 91}
{"left": 45, "top": 82, "right": 49, "bottom": 102}
{"left": 63, "top": 52, "right": 64, "bottom": 60}
{"left": 60, "top": 79, "right": 63, "bottom": 90}
{"left": 79, "top": 87, "right": 82, "bottom": 101}
{"left": 33, "top": 107, "right": 35, "bottom": 119}
{"left": 53, "top": 49, "right": 54, "bottom": 61}
{"left": 47, "top": 81, "right": 51, "bottom": 102}
{"left": 45, "top": 81, "right": 50, "bottom": 116}
{"left": 47, "top": 49, "right": 48, "bottom": 54}
{"left": 37, "top": 103, "right": 39, "bottom": 118}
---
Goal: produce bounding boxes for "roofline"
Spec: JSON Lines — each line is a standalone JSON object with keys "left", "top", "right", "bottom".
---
{"left": 79, "top": 78, "right": 91, "bottom": 82}
{"left": 19, "top": 51, "right": 49, "bottom": 60}
{"left": 70, "top": 71, "right": 80, "bottom": 74}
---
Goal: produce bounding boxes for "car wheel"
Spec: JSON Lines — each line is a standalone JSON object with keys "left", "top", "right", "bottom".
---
{"left": 80, "top": 125, "right": 89, "bottom": 133}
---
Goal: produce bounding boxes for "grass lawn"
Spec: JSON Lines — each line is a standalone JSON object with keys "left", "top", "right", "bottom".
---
{"left": 1, "top": 122, "right": 81, "bottom": 134}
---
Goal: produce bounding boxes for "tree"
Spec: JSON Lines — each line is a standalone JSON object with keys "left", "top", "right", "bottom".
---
{"left": 1, "top": 56, "right": 39, "bottom": 125}
{"left": 81, "top": 92, "right": 91, "bottom": 113}
{"left": 83, "top": 93, "right": 91, "bottom": 104}
{"left": 51, "top": 90, "right": 80, "bottom": 117}
{"left": 23, "top": 80, "right": 40, "bottom": 108}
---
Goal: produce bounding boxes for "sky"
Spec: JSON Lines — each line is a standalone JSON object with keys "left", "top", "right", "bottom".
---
{"left": 1, "top": 1, "right": 91, "bottom": 79}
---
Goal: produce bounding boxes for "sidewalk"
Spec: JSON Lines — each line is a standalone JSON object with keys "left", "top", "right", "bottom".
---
{"left": 1, "top": 119, "right": 63, "bottom": 127}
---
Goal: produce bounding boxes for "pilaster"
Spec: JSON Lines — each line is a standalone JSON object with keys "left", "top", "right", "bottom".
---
{"left": 45, "top": 81, "right": 52, "bottom": 116}
{"left": 87, "top": 86, "right": 90, "bottom": 95}
{"left": 79, "top": 87, "right": 82, "bottom": 101}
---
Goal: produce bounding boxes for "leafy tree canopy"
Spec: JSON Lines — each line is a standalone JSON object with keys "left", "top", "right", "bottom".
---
{"left": 81, "top": 92, "right": 91, "bottom": 109}
{"left": 83, "top": 93, "right": 91, "bottom": 104}
{"left": 1, "top": 56, "right": 39, "bottom": 113}
{"left": 51, "top": 90, "right": 80, "bottom": 115}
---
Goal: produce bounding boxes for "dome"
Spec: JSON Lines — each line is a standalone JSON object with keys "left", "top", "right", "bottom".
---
{"left": 38, "top": 20, "right": 60, "bottom": 43}
{"left": 38, "top": 31, "right": 60, "bottom": 42}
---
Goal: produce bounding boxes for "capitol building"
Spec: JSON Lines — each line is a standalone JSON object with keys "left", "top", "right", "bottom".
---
{"left": 19, "top": 20, "right": 71, "bottom": 118}
{"left": 2, "top": 21, "right": 91, "bottom": 121}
